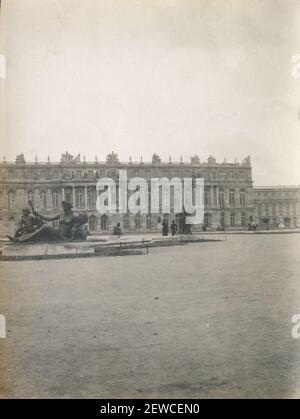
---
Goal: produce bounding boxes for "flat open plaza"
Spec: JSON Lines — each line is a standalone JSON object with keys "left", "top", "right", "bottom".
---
{"left": 1, "top": 234, "right": 300, "bottom": 398}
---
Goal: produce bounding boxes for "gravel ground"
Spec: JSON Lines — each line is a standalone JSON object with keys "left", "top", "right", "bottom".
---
{"left": 1, "top": 234, "right": 300, "bottom": 398}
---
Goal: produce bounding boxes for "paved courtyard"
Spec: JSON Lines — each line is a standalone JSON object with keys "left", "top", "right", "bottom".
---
{"left": 1, "top": 234, "right": 300, "bottom": 398}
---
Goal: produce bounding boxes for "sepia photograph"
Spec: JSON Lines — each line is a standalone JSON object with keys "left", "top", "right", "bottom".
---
{"left": 0, "top": 0, "right": 300, "bottom": 404}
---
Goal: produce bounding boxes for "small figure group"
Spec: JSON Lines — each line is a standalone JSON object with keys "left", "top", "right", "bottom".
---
{"left": 161, "top": 220, "right": 178, "bottom": 237}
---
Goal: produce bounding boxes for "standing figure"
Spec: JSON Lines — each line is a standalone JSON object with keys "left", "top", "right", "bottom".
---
{"left": 171, "top": 220, "right": 178, "bottom": 236}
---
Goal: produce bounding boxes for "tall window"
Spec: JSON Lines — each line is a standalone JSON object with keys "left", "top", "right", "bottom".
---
{"left": 52, "top": 190, "right": 59, "bottom": 209}
{"left": 89, "top": 215, "right": 97, "bottom": 231}
{"left": 75, "top": 188, "right": 84, "bottom": 209}
{"left": 240, "top": 190, "right": 246, "bottom": 207}
{"left": 101, "top": 214, "right": 108, "bottom": 230}
{"left": 87, "top": 189, "right": 96, "bottom": 209}
{"left": 241, "top": 212, "right": 246, "bottom": 226}
{"left": 8, "top": 190, "right": 17, "bottom": 210}
{"left": 135, "top": 214, "right": 141, "bottom": 229}
{"left": 219, "top": 189, "right": 225, "bottom": 207}
{"left": 230, "top": 212, "right": 236, "bottom": 226}
{"left": 39, "top": 190, "right": 47, "bottom": 210}
{"left": 229, "top": 189, "right": 235, "bottom": 206}
{"left": 0, "top": 190, "right": 3, "bottom": 208}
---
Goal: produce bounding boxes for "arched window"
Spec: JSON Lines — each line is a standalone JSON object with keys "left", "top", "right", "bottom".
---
{"left": 101, "top": 214, "right": 108, "bottom": 230}
{"left": 219, "top": 189, "right": 225, "bottom": 207}
{"left": 89, "top": 215, "right": 97, "bottom": 232}
{"left": 241, "top": 212, "right": 246, "bottom": 226}
{"left": 240, "top": 190, "right": 246, "bottom": 207}
{"left": 87, "top": 188, "right": 96, "bottom": 209}
{"left": 230, "top": 212, "right": 236, "bottom": 226}
{"left": 52, "top": 190, "right": 60, "bottom": 209}
{"left": 123, "top": 215, "right": 129, "bottom": 229}
{"left": 7, "top": 190, "right": 16, "bottom": 211}
{"left": 39, "top": 190, "right": 47, "bottom": 210}
{"left": 229, "top": 189, "right": 235, "bottom": 206}
{"left": 75, "top": 188, "right": 84, "bottom": 209}
{"left": 135, "top": 214, "right": 141, "bottom": 229}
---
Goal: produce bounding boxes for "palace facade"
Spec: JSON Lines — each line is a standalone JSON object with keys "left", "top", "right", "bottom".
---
{"left": 253, "top": 186, "right": 300, "bottom": 229}
{"left": 0, "top": 152, "right": 255, "bottom": 236}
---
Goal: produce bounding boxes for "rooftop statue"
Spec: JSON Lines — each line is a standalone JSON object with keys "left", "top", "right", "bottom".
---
{"left": 7, "top": 201, "right": 88, "bottom": 243}
{"left": 106, "top": 151, "right": 119, "bottom": 164}
{"left": 191, "top": 154, "right": 200, "bottom": 164}
{"left": 152, "top": 153, "right": 161, "bottom": 164}
{"left": 15, "top": 153, "right": 25, "bottom": 164}
{"left": 61, "top": 151, "right": 74, "bottom": 163}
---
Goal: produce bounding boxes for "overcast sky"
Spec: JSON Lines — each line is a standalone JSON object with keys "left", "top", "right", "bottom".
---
{"left": 0, "top": 0, "right": 299, "bottom": 185}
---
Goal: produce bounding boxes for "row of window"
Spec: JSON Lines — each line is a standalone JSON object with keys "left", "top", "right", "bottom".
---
{"left": 0, "top": 189, "right": 97, "bottom": 211}
{"left": 1, "top": 167, "right": 251, "bottom": 181}
{"left": 257, "top": 202, "right": 298, "bottom": 217}
{"left": 204, "top": 189, "right": 247, "bottom": 207}
{"left": 0, "top": 188, "right": 248, "bottom": 211}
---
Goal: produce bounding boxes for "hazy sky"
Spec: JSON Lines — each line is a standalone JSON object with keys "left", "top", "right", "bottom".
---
{"left": 0, "top": 0, "right": 299, "bottom": 185}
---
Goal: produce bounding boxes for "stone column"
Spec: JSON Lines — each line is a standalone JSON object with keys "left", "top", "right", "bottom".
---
{"left": 210, "top": 185, "right": 214, "bottom": 208}
{"left": 62, "top": 187, "right": 65, "bottom": 202}
{"left": 216, "top": 186, "right": 219, "bottom": 207}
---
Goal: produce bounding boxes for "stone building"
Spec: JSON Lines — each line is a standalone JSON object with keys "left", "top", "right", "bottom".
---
{"left": 253, "top": 186, "right": 300, "bottom": 229}
{"left": 0, "top": 152, "right": 255, "bottom": 235}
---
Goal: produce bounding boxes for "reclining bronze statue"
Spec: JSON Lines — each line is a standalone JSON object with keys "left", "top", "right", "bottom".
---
{"left": 7, "top": 201, "right": 89, "bottom": 243}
